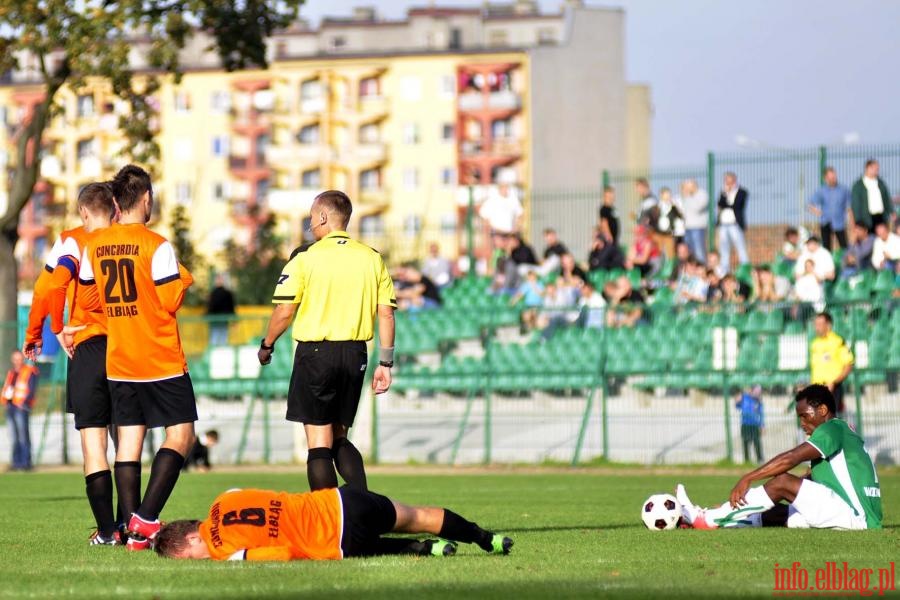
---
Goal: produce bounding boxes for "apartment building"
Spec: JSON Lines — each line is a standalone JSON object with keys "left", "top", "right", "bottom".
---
{"left": 1, "top": 0, "right": 651, "bottom": 282}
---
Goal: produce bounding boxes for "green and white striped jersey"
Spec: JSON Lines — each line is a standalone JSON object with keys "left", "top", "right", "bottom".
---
{"left": 806, "top": 419, "right": 882, "bottom": 529}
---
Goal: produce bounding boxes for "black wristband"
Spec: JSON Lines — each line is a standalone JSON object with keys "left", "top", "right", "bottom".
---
{"left": 260, "top": 339, "right": 274, "bottom": 351}
{"left": 379, "top": 360, "right": 393, "bottom": 368}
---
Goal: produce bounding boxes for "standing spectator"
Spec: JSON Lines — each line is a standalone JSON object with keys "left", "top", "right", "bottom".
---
{"left": 587, "top": 232, "right": 625, "bottom": 272}
{"left": 635, "top": 178, "right": 658, "bottom": 226}
{"left": 183, "top": 430, "right": 219, "bottom": 472}
{"left": 716, "top": 172, "right": 750, "bottom": 271}
{"left": 794, "top": 236, "right": 835, "bottom": 282}
{"left": 810, "top": 312, "right": 853, "bottom": 417}
{"left": 680, "top": 178, "right": 709, "bottom": 263}
{"left": 851, "top": 159, "right": 891, "bottom": 230}
{"left": 598, "top": 186, "right": 620, "bottom": 244}
{"left": 872, "top": 222, "right": 900, "bottom": 271}
{"left": 841, "top": 223, "right": 875, "bottom": 278}
{"left": 736, "top": 384, "right": 764, "bottom": 464}
{"left": 259, "top": 190, "right": 396, "bottom": 494}
{"left": 780, "top": 227, "right": 803, "bottom": 267}
{"left": 653, "top": 187, "right": 684, "bottom": 258}
{"left": 625, "top": 225, "right": 663, "bottom": 279}
{"left": 808, "top": 166, "right": 851, "bottom": 251}
{"left": 3, "top": 351, "right": 38, "bottom": 471}
{"left": 206, "top": 274, "right": 236, "bottom": 347}
{"left": 479, "top": 182, "right": 523, "bottom": 241}
{"left": 421, "top": 243, "right": 453, "bottom": 290}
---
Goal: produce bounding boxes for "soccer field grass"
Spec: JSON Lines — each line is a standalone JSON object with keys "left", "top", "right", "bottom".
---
{"left": 1, "top": 469, "right": 898, "bottom": 599}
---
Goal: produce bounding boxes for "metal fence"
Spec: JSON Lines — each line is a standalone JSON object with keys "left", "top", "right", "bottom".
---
{"left": 4, "top": 295, "right": 897, "bottom": 468}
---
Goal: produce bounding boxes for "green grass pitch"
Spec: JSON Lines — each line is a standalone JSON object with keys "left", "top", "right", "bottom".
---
{"left": 1, "top": 469, "right": 898, "bottom": 599}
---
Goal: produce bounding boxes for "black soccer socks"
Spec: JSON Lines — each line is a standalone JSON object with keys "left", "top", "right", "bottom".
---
{"left": 138, "top": 448, "right": 185, "bottom": 520}
{"left": 85, "top": 470, "right": 116, "bottom": 538}
{"left": 332, "top": 437, "right": 368, "bottom": 491}
{"left": 438, "top": 509, "right": 494, "bottom": 551}
{"left": 113, "top": 461, "right": 141, "bottom": 524}
{"left": 307, "top": 447, "right": 339, "bottom": 490}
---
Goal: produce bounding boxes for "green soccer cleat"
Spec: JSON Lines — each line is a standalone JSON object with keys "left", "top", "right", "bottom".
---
{"left": 428, "top": 539, "right": 457, "bottom": 557}
{"left": 489, "top": 534, "right": 513, "bottom": 555}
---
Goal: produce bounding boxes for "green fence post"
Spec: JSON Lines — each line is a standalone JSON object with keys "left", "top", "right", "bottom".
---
{"left": 571, "top": 386, "right": 596, "bottom": 466}
{"left": 484, "top": 392, "right": 492, "bottom": 465}
{"left": 602, "top": 169, "right": 610, "bottom": 191}
{"left": 706, "top": 152, "right": 716, "bottom": 253}
{"left": 60, "top": 384, "right": 68, "bottom": 465}
{"left": 601, "top": 378, "right": 609, "bottom": 459}
{"left": 235, "top": 396, "right": 257, "bottom": 465}
{"left": 467, "top": 185, "right": 475, "bottom": 279}
{"left": 818, "top": 145, "right": 827, "bottom": 186}
{"left": 850, "top": 306, "right": 864, "bottom": 437}
{"left": 723, "top": 373, "right": 734, "bottom": 463}
{"left": 364, "top": 341, "right": 378, "bottom": 464}
{"left": 262, "top": 392, "right": 271, "bottom": 464}
{"left": 450, "top": 390, "right": 476, "bottom": 465}
{"left": 34, "top": 387, "right": 57, "bottom": 466}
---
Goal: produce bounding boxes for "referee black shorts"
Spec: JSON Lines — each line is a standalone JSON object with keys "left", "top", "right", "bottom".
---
{"left": 66, "top": 335, "right": 112, "bottom": 430}
{"left": 287, "top": 341, "right": 367, "bottom": 427}
{"left": 339, "top": 485, "right": 397, "bottom": 558}
{"left": 109, "top": 373, "right": 198, "bottom": 429}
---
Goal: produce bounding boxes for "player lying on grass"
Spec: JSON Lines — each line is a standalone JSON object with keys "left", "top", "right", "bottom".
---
{"left": 155, "top": 485, "right": 513, "bottom": 561}
{"left": 677, "top": 384, "right": 881, "bottom": 530}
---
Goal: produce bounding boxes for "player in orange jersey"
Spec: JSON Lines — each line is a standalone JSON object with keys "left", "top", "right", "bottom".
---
{"left": 23, "top": 182, "right": 121, "bottom": 545}
{"left": 76, "top": 165, "right": 197, "bottom": 551}
{"left": 155, "top": 485, "right": 513, "bottom": 561}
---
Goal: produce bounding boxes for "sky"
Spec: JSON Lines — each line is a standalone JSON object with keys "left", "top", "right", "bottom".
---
{"left": 297, "top": 0, "right": 900, "bottom": 167}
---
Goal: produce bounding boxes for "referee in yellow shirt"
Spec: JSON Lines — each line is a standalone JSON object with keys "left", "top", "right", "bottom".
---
{"left": 258, "top": 190, "right": 397, "bottom": 492}
{"left": 810, "top": 312, "right": 854, "bottom": 416}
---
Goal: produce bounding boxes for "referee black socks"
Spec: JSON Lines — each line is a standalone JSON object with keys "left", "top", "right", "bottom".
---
{"left": 438, "top": 509, "right": 494, "bottom": 551}
{"left": 85, "top": 470, "right": 116, "bottom": 538}
{"left": 332, "top": 437, "right": 367, "bottom": 491}
{"left": 307, "top": 447, "right": 339, "bottom": 490}
{"left": 138, "top": 448, "right": 185, "bottom": 521}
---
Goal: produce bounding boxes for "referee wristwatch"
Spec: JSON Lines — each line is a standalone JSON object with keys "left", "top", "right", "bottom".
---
{"left": 379, "top": 346, "right": 394, "bottom": 368}
{"left": 379, "top": 360, "right": 394, "bottom": 368}
{"left": 260, "top": 339, "right": 274, "bottom": 352}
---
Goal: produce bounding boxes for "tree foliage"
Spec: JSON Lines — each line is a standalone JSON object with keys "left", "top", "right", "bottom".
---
{"left": 223, "top": 210, "right": 285, "bottom": 305}
{"left": 169, "top": 203, "right": 205, "bottom": 306}
{"left": 0, "top": 0, "right": 303, "bottom": 353}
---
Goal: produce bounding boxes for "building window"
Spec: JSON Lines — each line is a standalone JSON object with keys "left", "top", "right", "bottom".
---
{"left": 298, "top": 124, "right": 319, "bottom": 144}
{"left": 174, "top": 91, "right": 190, "bottom": 113}
{"left": 538, "top": 28, "right": 556, "bottom": 45}
{"left": 439, "top": 75, "right": 456, "bottom": 98}
{"left": 360, "top": 168, "right": 380, "bottom": 191}
{"left": 359, "top": 77, "right": 380, "bottom": 98}
{"left": 403, "top": 214, "right": 422, "bottom": 237}
{"left": 400, "top": 76, "right": 422, "bottom": 102}
{"left": 360, "top": 214, "right": 384, "bottom": 237}
{"left": 210, "top": 91, "right": 231, "bottom": 113}
{"left": 174, "top": 138, "right": 193, "bottom": 161}
{"left": 488, "top": 30, "right": 509, "bottom": 47}
{"left": 359, "top": 123, "right": 380, "bottom": 144}
{"left": 256, "top": 178, "right": 270, "bottom": 203}
{"left": 492, "top": 117, "right": 513, "bottom": 139}
{"left": 77, "top": 94, "right": 94, "bottom": 118}
{"left": 211, "top": 181, "right": 228, "bottom": 202}
{"left": 449, "top": 28, "right": 462, "bottom": 50}
{"left": 440, "top": 213, "right": 458, "bottom": 234}
{"left": 402, "top": 123, "right": 420, "bottom": 145}
{"left": 300, "top": 79, "right": 322, "bottom": 100}
{"left": 76, "top": 139, "right": 96, "bottom": 160}
{"left": 402, "top": 167, "right": 419, "bottom": 190}
{"left": 175, "top": 182, "right": 192, "bottom": 206}
{"left": 440, "top": 167, "right": 456, "bottom": 187}
{"left": 441, "top": 123, "right": 455, "bottom": 142}
{"left": 301, "top": 169, "right": 320, "bottom": 188}
{"left": 275, "top": 41, "right": 288, "bottom": 59}
{"left": 211, "top": 135, "right": 230, "bottom": 158}
{"left": 329, "top": 36, "right": 346, "bottom": 52}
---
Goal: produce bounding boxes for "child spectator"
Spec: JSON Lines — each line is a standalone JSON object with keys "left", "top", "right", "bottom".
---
{"left": 735, "top": 385, "right": 764, "bottom": 464}
{"left": 184, "top": 430, "right": 219, "bottom": 472}
{"left": 750, "top": 266, "right": 789, "bottom": 303}
{"left": 510, "top": 270, "right": 544, "bottom": 330}
{"left": 794, "top": 236, "right": 835, "bottom": 282}
{"left": 781, "top": 227, "right": 802, "bottom": 267}
{"left": 792, "top": 259, "right": 825, "bottom": 317}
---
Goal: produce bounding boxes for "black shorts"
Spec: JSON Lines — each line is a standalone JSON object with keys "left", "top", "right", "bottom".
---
{"left": 66, "top": 336, "right": 113, "bottom": 430}
{"left": 339, "top": 486, "right": 397, "bottom": 558}
{"left": 287, "top": 341, "right": 367, "bottom": 426}
{"left": 833, "top": 382, "right": 846, "bottom": 414}
{"left": 109, "top": 373, "right": 197, "bottom": 428}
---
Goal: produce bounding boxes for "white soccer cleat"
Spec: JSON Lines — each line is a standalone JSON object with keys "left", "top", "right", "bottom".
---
{"left": 675, "top": 484, "right": 701, "bottom": 526}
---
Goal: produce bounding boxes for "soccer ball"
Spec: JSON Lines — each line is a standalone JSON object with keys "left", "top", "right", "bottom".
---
{"left": 641, "top": 493, "right": 682, "bottom": 530}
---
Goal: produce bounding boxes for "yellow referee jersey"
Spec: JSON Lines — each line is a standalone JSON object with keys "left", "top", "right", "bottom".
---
{"left": 810, "top": 330, "right": 854, "bottom": 386}
{"left": 272, "top": 231, "right": 396, "bottom": 342}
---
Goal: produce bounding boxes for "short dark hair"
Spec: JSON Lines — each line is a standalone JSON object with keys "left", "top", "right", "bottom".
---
{"left": 205, "top": 429, "right": 219, "bottom": 442}
{"left": 111, "top": 165, "right": 152, "bottom": 213}
{"left": 806, "top": 235, "right": 821, "bottom": 244}
{"left": 635, "top": 177, "right": 649, "bottom": 187}
{"left": 823, "top": 166, "right": 835, "bottom": 176}
{"left": 155, "top": 520, "right": 201, "bottom": 558}
{"left": 77, "top": 182, "right": 115, "bottom": 218}
{"left": 756, "top": 265, "right": 771, "bottom": 274}
{"left": 865, "top": 158, "right": 878, "bottom": 169}
{"left": 816, "top": 311, "right": 833, "bottom": 325}
{"left": 785, "top": 227, "right": 798, "bottom": 237}
{"left": 603, "top": 186, "right": 615, "bottom": 194}
{"left": 314, "top": 190, "right": 352, "bottom": 226}
{"left": 796, "top": 384, "right": 836, "bottom": 416}
{"left": 543, "top": 228, "right": 556, "bottom": 235}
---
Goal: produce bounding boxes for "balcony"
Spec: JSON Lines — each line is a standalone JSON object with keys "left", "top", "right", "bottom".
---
{"left": 358, "top": 187, "right": 389, "bottom": 208}
{"left": 461, "top": 137, "right": 523, "bottom": 157}
{"left": 458, "top": 90, "right": 522, "bottom": 113}
{"left": 358, "top": 94, "right": 388, "bottom": 116}
{"left": 228, "top": 154, "right": 269, "bottom": 179}
{"left": 355, "top": 142, "right": 387, "bottom": 163}
{"left": 265, "top": 144, "right": 332, "bottom": 168}
{"left": 300, "top": 96, "right": 326, "bottom": 114}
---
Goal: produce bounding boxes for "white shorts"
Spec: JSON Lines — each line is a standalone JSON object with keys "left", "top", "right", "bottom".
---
{"left": 787, "top": 479, "right": 867, "bottom": 530}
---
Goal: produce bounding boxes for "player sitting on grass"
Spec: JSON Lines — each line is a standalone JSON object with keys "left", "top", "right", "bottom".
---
{"left": 677, "top": 384, "right": 881, "bottom": 530}
{"left": 155, "top": 485, "right": 513, "bottom": 561}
